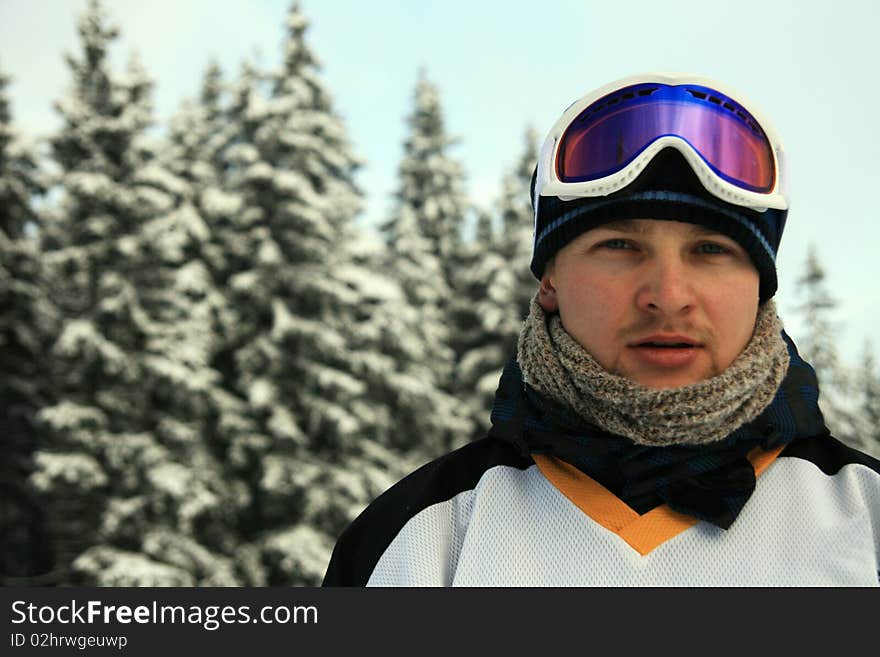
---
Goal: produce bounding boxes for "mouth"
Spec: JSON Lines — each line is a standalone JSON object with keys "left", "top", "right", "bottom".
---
{"left": 628, "top": 334, "right": 702, "bottom": 349}
{"left": 626, "top": 335, "right": 703, "bottom": 369}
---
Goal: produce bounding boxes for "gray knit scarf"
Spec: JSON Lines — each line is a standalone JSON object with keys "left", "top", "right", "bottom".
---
{"left": 517, "top": 296, "right": 790, "bottom": 446}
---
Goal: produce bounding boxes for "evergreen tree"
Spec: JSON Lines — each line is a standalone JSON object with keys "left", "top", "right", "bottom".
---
{"left": 380, "top": 72, "right": 472, "bottom": 451}
{"left": 497, "top": 125, "right": 540, "bottom": 331}
{"left": 212, "top": 2, "right": 409, "bottom": 584}
{"left": 856, "top": 341, "right": 880, "bottom": 458}
{"left": 794, "top": 245, "right": 859, "bottom": 448}
{"left": 0, "top": 65, "right": 56, "bottom": 583}
{"left": 452, "top": 128, "right": 538, "bottom": 437}
{"left": 159, "top": 61, "right": 260, "bottom": 500}
{"left": 163, "top": 61, "right": 227, "bottom": 188}
{"left": 450, "top": 210, "right": 510, "bottom": 436}
{"left": 134, "top": 61, "right": 264, "bottom": 585}
{"left": 383, "top": 71, "right": 469, "bottom": 278}
{"left": 161, "top": 60, "right": 245, "bottom": 287}
{"left": 35, "top": 0, "right": 245, "bottom": 585}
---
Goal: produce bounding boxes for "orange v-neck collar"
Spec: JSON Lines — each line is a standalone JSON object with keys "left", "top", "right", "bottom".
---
{"left": 532, "top": 446, "right": 784, "bottom": 556}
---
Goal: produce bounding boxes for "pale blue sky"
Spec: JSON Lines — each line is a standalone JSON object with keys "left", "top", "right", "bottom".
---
{"left": 1, "top": 0, "right": 878, "bottom": 367}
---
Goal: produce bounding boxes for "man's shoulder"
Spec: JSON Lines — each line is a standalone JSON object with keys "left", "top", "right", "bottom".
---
{"left": 353, "top": 436, "right": 534, "bottom": 523}
{"left": 322, "top": 437, "right": 533, "bottom": 586}
{"left": 780, "top": 433, "right": 880, "bottom": 477}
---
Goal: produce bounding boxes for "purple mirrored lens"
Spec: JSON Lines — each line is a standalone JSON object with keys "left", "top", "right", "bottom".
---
{"left": 557, "top": 84, "right": 775, "bottom": 193}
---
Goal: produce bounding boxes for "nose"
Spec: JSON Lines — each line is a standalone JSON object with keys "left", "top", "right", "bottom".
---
{"left": 635, "top": 253, "right": 696, "bottom": 317}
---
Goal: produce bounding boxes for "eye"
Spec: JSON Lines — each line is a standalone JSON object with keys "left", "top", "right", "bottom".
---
{"left": 696, "top": 242, "right": 730, "bottom": 255}
{"left": 598, "top": 238, "right": 633, "bottom": 250}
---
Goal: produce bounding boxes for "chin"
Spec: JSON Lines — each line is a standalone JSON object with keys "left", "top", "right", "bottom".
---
{"left": 637, "top": 377, "right": 703, "bottom": 389}
{"left": 623, "top": 368, "right": 716, "bottom": 389}
{"left": 615, "top": 353, "right": 720, "bottom": 389}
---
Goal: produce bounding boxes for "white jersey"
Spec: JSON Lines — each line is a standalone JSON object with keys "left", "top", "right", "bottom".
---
{"left": 323, "top": 435, "right": 880, "bottom": 586}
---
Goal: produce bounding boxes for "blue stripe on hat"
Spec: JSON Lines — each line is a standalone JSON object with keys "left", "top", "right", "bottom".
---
{"left": 534, "top": 190, "right": 777, "bottom": 263}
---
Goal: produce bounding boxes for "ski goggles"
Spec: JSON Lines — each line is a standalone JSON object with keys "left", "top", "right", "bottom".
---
{"left": 535, "top": 73, "right": 788, "bottom": 212}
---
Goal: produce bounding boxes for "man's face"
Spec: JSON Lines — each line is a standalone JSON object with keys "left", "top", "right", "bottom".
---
{"left": 539, "top": 218, "right": 761, "bottom": 389}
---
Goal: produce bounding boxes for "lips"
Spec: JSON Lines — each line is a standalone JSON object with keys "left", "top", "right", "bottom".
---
{"left": 630, "top": 334, "right": 701, "bottom": 348}
{"left": 627, "top": 334, "right": 703, "bottom": 368}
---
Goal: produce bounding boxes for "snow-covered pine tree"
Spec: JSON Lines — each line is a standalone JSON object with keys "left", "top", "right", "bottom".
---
{"left": 856, "top": 341, "right": 880, "bottom": 458}
{"left": 497, "top": 126, "right": 539, "bottom": 332}
{"left": 331, "top": 228, "right": 429, "bottom": 451}
{"left": 793, "top": 245, "right": 859, "bottom": 448}
{"left": 449, "top": 209, "right": 512, "bottom": 438}
{"left": 161, "top": 60, "right": 244, "bottom": 287}
{"left": 380, "top": 71, "right": 473, "bottom": 451}
{"left": 36, "top": 0, "right": 150, "bottom": 584}
{"left": 214, "top": 2, "right": 408, "bottom": 584}
{"left": 128, "top": 54, "right": 271, "bottom": 586}
{"left": 451, "top": 128, "right": 539, "bottom": 438}
{"left": 0, "top": 65, "right": 56, "bottom": 584}
{"left": 163, "top": 61, "right": 227, "bottom": 189}
{"left": 152, "top": 61, "right": 235, "bottom": 386}
{"left": 35, "top": 0, "right": 246, "bottom": 586}
{"left": 384, "top": 71, "right": 469, "bottom": 281}
{"left": 158, "top": 62, "right": 265, "bottom": 517}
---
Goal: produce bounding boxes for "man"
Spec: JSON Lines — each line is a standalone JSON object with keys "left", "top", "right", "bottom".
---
{"left": 323, "top": 73, "right": 880, "bottom": 586}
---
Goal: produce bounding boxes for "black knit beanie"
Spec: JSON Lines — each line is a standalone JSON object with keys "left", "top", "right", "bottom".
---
{"left": 530, "top": 148, "right": 788, "bottom": 301}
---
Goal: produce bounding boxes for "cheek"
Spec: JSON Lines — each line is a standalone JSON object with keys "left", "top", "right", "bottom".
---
{"left": 712, "top": 282, "right": 760, "bottom": 361}
{"left": 558, "top": 267, "right": 617, "bottom": 307}
{"left": 556, "top": 277, "right": 626, "bottom": 354}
